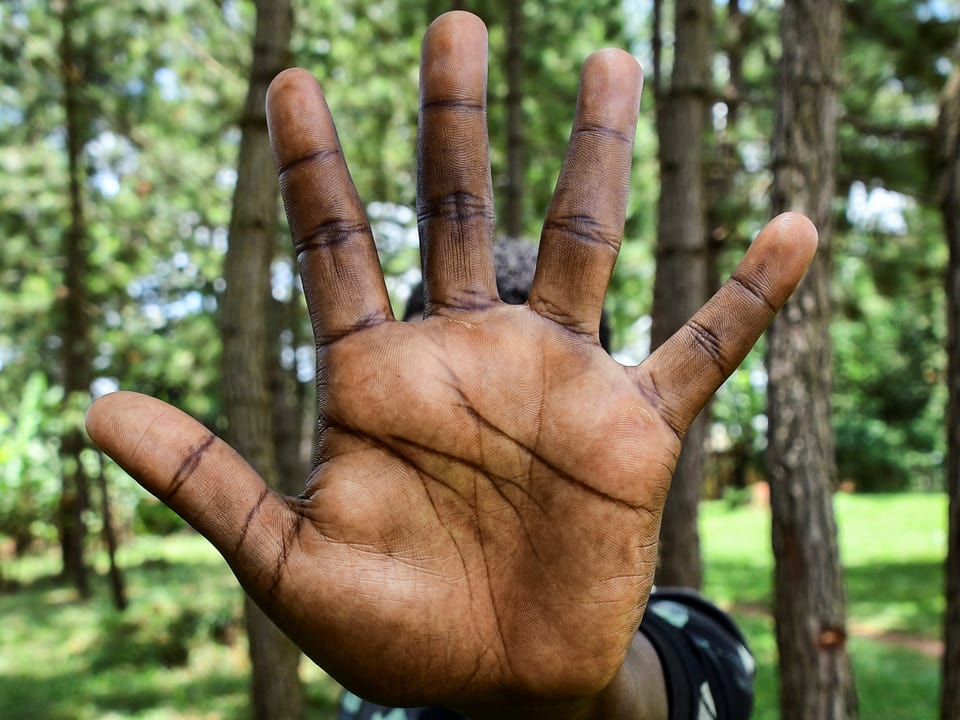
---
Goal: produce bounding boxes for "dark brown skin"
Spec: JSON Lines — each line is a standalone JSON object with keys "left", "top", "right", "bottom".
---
{"left": 85, "top": 11, "right": 817, "bottom": 720}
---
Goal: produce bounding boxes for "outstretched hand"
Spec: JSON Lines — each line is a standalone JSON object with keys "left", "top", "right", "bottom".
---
{"left": 86, "top": 11, "right": 816, "bottom": 718}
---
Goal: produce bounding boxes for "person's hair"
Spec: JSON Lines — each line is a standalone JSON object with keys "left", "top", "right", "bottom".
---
{"left": 403, "top": 238, "right": 612, "bottom": 351}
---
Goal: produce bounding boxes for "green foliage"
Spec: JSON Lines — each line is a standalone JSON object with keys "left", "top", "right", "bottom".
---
{"left": 833, "top": 204, "right": 948, "bottom": 491}
{"left": 91, "top": 601, "right": 198, "bottom": 670}
{"left": 133, "top": 498, "right": 187, "bottom": 537}
{"left": 1, "top": 0, "right": 248, "bottom": 549}
{"left": 0, "top": 373, "right": 63, "bottom": 550}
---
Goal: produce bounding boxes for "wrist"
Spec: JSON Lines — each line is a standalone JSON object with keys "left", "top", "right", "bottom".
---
{"left": 455, "top": 632, "right": 667, "bottom": 720}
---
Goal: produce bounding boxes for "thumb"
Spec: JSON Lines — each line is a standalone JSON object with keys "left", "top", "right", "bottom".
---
{"left": 86, "top": 391, "right": 296, "bottom": 584}
{"left": 638, "top": 212, "right": 818, "bottom": 437}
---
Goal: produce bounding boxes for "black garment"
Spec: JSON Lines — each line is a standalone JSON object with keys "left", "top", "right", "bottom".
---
{"left": 337, "top": 590, "right": 754, "bottom": 720}
{"left": 639, "top": 588, "right": 755, "bottom": 719}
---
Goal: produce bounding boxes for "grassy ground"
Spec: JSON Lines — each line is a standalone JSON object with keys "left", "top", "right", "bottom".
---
{"left": 0, "top": 493, "right": 947, "bottom": 718}
{"left": 0, "top": 534, "right": 341, "bottom": 720}
{"left": 702, "top": 492, "right": 946, "bottom": 719}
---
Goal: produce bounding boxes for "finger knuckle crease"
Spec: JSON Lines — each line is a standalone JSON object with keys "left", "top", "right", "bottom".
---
{"left": 573, "top": 125, "right": 632, "bottom": 145}
{"left": 418, "top": 191, "right": 494, "bottom": 225}
{"left": 277, "top": 147, "right": 341, "bottom": 179}
{"left": 730, "top": 272, "right": 777, "bottom": 314}
{"left": 294, "top": 220, "right": 369, "bottom": 256}
{"left": 543, "top": 215, "right": 620, "bottom": 253}
{"left": 686, "top": 319, "right": 727, "bottom": 368}
{"left": 420, "top": 99, "right": 485, "bottom": 112}
{"left": 166, "top": 434, "right": 216, "bottom": 500}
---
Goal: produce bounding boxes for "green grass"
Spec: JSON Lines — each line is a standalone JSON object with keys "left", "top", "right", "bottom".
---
{"left": 0, "top": 534, "right": 341, "bottom": 720}
{"left": 0, "top": 493, "right": 948, "bottom": 718}
{"left": 702, "top": 492, "right": 946, "bottom": 719}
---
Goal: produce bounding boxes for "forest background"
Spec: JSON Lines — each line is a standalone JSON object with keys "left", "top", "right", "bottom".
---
{"left": 1, "top": 0, "right": 959, "bottom": 718}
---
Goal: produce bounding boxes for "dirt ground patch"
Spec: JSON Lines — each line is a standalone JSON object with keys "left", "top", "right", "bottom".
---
{"left": 730, "top": 602, "right": 943, "bottom": 659}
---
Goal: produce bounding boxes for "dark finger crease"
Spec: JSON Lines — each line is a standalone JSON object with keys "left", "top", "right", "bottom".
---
{"left": 685, "top": 319, "right": 727, "bottom": 368}
{"left": 417, "top": 191, "right": 494, "bottom": 225}
{"left": 266, "top": 514, "right": 303, "bottom": 606}
{"left": 729, "top": 272, "right": 777, "bottom": 314}
{"left": 419, "top": 98, "right": 485, "bottom": 112}
{"left": 428, "top": 293, "right": 497, "bottom": 314}
{"left": 315, "top": 311, "right": 389, "bottom": 348}
{"left": 529, "top": 297, "right": 597, "bottom": 339}
{"left": 234, "top": 487, "right": 271, "bottom": 556}
{"left": 348, "top": 310, "right": 389, "bottom": 333}
{"left": 543, "top": 214, "right": 620, "bottom": 252}
{"left": 572, "top": 124, "right": 633, "bottom": 145}
{"left": 277, "top": 147, "right": 342, "bottom": 179}
{"left": 635, "top": 374, "right": 685, "bottom": 442}
{"left": 294, "top": 219, "right": 368, "bottom": 257}
{"left": 166, "top": 434, "right": 216, "bottom": 500}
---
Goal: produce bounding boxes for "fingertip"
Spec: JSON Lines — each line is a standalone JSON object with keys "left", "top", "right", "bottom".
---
{"left": 426, "top": 10, "right": 488, "bottom": 39}
{"left": 577, "top": 49, "right": 643, "bottom": 130}
{"left": 266, "top": 68, "right": 319, "bottom": 122}
{"left": 772, "top": 211, "right": 819, "bottom": 257}
{"left": 420, "top": 11, "right": 488, "bottom": 101}
{"left": 84, "top": 392, "right": 110, "bottom": 448}
{"left": 584, "top": 48, "right": 643, "bottom": 84}
{"left": 85, "top": 390, "right": 141, "bottom": 450}
{"left": 267, "top": 66, "right": 314, "bottom": 97}
{"left": 754, "top": 212, "right": 819, "bottom": 278}
{"left": 265, "top": 68, "right": 339, "bottom": 177}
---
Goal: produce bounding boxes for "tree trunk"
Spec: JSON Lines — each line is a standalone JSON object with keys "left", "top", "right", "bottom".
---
{"left": 939, "top": 55, "right": 960, "bottom": 720}
{"left": 220, "top": 1, "right": 303, "bottom": 718}
{"left": 767, "top": 1, "right": 857, "bottom": 718}
{"left": 650, "top": 0, "right": 713, "bottom": 590}
{"left": 503, "top": 0, "right": 525, "bottom": 238}
{"left": 57, "top": 0, "right": 91, "bottom": 598}
{"left": 96, "top": 452, "right": 127, "bottom": 611}
{"left": 705, "top": 0, "right": 744, "bottom": 295}
{"left": 651, "top": 0, "right": 663, "bottom": 101}
{"left": 270, "top": 293, "right": 311, "bottom": 493}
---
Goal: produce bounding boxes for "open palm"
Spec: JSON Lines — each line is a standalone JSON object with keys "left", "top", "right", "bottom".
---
{"left": 86, "top": 11, "right": 816, "bottom": 715}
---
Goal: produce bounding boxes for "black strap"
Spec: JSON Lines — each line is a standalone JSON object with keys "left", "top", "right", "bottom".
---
{"left": 639, "top": 589, "right": 755, "bottom": 720}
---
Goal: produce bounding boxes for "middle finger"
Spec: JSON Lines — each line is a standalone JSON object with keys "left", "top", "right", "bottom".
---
{"left": 416, "top": 11, "right": 499, "bottom": 317}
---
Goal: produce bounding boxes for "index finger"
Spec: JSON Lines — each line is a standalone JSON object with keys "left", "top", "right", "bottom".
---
{"left": 267, "top": 69, "right": 393, "bottom": 346}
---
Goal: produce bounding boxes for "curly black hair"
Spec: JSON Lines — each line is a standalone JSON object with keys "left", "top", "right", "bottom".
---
{"left": 403, "top": 238, "right": 612, "bottom": 351}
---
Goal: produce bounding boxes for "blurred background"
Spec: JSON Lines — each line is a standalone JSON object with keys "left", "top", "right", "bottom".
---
{"left": 1, "top": 0, "right": 958, "bottom": 718}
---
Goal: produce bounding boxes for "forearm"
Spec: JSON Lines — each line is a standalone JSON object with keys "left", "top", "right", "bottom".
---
{"left": 456, "top": 632, "right": 668, "bottom": 720}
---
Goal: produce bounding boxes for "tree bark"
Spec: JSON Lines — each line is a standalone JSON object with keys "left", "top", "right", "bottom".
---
{"left": 705, "top": 0, "right": 744, "bottom": 295}
{"left": 57, "top": 0, "right": 91, "bottom": 598}
{"left": 651, "top": 0, "right": 713, "bottom": 590}
{"left": 767, "top": 1, "right": 857, "bottom": 718}
{"left": 651, "top": 0, "right": 663, "bottom": 102}
{"left": 96, "top": 452, "right": 127, "bottom": 611}
{"left": 220, "top": 1, "right": 303, "bottom": 717}
{"left": 939, "top": 53, "right": 960, "bottom": 720}
{"left": 270, "top": 292, "right": 311, "bottom": 493}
